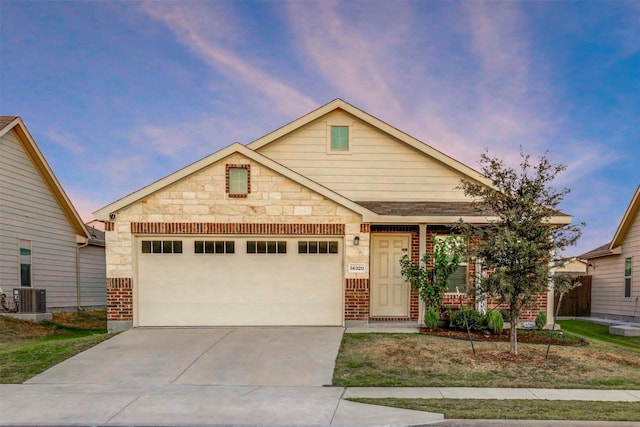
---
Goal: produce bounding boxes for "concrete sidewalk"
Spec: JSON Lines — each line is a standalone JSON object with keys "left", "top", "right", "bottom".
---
{"left": 1, "top": 385, "right": 638, "bottom": 426}
{"left": 343, "top": 387, "right": 640, "bottom": 401}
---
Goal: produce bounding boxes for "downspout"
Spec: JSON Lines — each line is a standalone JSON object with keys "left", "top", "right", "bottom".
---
{"left": 76, "top": 235, "right": 90, "bottom": 310}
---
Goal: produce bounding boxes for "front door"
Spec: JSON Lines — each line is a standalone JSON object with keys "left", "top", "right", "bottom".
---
{"left": 370, "top": 234, "right": 410, "bottom": 317}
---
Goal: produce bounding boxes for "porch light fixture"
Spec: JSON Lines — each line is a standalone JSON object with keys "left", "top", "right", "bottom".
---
{"left": 354, "top": 236, "right": 360, "bottom": 246}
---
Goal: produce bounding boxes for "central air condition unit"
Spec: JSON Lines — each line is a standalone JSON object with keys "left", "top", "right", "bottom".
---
{"left": 13, "top": 288, "right": 46, "bottom": 313}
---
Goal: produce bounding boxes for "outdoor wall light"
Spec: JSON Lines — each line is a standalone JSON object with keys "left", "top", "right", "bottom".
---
{"left": 354, "top": 236, "right": 360, "bottom": 246}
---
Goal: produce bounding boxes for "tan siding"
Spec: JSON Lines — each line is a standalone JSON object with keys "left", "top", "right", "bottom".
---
{"left": 590, "top": 210, "right": 640, "bottom": 320}
{"left": 0, "top": 129, "right": 79, "bottom": 309}
{"left": 257, "top": 111, "right": 471, "bottom": 202}
{"left": 79, "top": 245, "right": 106, "bottom": 307}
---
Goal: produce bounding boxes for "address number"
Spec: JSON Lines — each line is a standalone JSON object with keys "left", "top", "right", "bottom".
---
{"left": 348, "top": 263, "right": 367, "bottom": 273}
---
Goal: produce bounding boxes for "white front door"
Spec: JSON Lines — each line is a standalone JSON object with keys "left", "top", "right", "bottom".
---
{"left": 370, "top": 234, "right": 410, "bottom": 317}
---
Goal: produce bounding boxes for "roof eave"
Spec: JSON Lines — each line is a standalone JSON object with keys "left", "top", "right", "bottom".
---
{"left": 247, "top": 99, "right": 494, "bottom": 189}
{"left": 610, "top": 185, "right": 640, "bottom": 248}
{"left": 1, "top": 117, "right": 89, "bottom": 239}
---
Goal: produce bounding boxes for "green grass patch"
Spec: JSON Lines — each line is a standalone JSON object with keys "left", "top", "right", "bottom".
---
{"left": 0, "top": 310, "right": 111, "bottom": 383}
{"left": 333, "top": 333, "right": 640, "bottom": 389}
{"left": 349, "top": 398, "right": 640, "bottom": 421}
{"left": 558, "top": 320, "right": 640, "bottom": 350}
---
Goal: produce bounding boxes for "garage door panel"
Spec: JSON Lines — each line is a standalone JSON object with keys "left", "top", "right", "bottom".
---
{"left": 137, "top": 237, "right": 343, "bottom": 326}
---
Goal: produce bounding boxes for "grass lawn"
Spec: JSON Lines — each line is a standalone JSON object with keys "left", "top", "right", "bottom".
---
{"left": 558, "top": 319, "right": 640, "bottom": 350}
{"left": 0, "top": 310, "right": 111, "bottom": 384}
{"left": 333, "top": 332, "right": 640, "bottom": 389}
{"left": 348, "top": 398, "right": 640, "bottom": 421}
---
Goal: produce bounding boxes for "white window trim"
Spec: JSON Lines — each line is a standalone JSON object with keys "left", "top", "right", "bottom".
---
{"left": 326, "top": 121, "right": 353, "bottom": 154}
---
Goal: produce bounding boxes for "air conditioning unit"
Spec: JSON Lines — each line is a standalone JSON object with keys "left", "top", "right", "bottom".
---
{"left": 13, "top": 288, "right": 46, "bottom": 313}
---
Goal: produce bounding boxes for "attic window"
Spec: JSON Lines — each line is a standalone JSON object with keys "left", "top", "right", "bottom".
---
{"left": 330, "top": 126, "right": 350, "bottom": 152}
{"left": 226, "top": 164, "right": 250, "bottom": 198}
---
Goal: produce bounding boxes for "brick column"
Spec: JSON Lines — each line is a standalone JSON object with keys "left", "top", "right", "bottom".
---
{"left": 106, "top": 277, "right": 133, "bottom": 332}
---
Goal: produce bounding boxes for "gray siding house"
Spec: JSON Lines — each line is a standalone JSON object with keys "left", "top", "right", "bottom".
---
{"left": 581, "top": 185, "right": 640, "bottom": 322}
{"left": 0, "top": 116, "right": 105, "bottom": 312}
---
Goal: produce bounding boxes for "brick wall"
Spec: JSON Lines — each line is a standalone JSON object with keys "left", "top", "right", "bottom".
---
{"left": 345, "top": 278, "right": 369, "bottom": 320}
{"left": 106, "top": 277, "right": 133, "bottom": 321}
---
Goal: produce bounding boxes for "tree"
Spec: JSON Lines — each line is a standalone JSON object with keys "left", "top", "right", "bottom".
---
{"left": 546, "top": 273, "right": 582, "bottom": 358}
{"left": 457, "top": 150, "right": 583, "bottom": 355}
{"left": 400, "top": 235, "right": 465, "bottom": 323}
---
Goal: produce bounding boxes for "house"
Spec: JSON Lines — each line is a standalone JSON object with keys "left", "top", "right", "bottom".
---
{"left": 94, "top": 99, "right": 572, "bottom": 332}
{"left": 0, "top": 116, "right": 105, "bottom": 315}
{"left": 580, "top": 185, "right": 640, "bottom": 323}
{"left": 79, "top": 223, "right": 107, "bottom": 308}
{"left": 555, "top": 257, "right": 588, "bottom": 276}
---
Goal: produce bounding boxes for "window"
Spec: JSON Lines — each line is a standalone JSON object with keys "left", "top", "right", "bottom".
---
{"left": 331, "top": 126, "right": 349, "bottom": 151}
{"left": 19, "top": 240, "right": 31, "bottom": 287}
{"left": 625, "top": 257, "right": 632, "bottom": 298}
{"left": 226, "top": 164, "right": 250, "bottom": 197}
{"left": 434, "top": 235, "right": 468, "bottom": 293}
{"left": 246, "top": 240, "right": 286, "bottom": 254}
{"left": 298, "top": 241, "right": 339, "bottom": 254}
{"left": 195, "top": 240, "right": 235, "bottom": 254}
{"left": 141, "top": 240, "right": 183, "bottom": 254}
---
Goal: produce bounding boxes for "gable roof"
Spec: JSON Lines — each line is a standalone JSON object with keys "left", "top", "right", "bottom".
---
{"left": 611, "top": 185, "right": 640, "bottom": 248}
{"left": 579, "top": 185, "right": 640, "bottom": 259}
{"left": 93, "top": 143, "right": 373, "bottom": 221}
{"left": 247, "top": 98, "right": 493, "bottom": 188}
{"left": 0, "top": 116, "right": 89, "bottom": 239}
{"left": 95, "top": 100, "right": 574, "bottom": 225}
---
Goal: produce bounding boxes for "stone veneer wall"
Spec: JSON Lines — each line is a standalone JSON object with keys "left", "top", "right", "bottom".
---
{"left": 104, "top": 153, "right": 368, "bottom": 326}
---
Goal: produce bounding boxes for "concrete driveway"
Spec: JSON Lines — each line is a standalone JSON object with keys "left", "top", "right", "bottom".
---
{"left": 27, "top": 327, "right": 342, "bottom": 386}
{"left": 0, "top": 327, "right": 443, "bottom": 426}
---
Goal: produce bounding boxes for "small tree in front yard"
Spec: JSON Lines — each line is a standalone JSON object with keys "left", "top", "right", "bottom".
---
{"left": 400, "top": 235, "right": 465, "bottom": 324}
{"left": 546, "top": 272, "right": 582, "bottom": 358}
{"left": 458, "top": 149, "right": 583, "bottom": 355}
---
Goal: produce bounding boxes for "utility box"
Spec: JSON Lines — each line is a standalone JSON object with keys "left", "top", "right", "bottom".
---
{"left": 13, "top": 288, "right": 46, "bottom": 313}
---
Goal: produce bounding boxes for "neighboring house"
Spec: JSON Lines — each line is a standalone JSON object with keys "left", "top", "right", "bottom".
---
{"left": 79, "top": 224, "right": 106, "bottom": 308}
{"left": 581, "top": 185, "right": 640, "bottom": 322}
{"left": 555, "top": 257, "right": 588, "bottom": 276}
{"left": 0, "top": 116, "right": 105, "bottom": 312}
{"left": 94, "top": 99, "right": 572, "bottom": 331}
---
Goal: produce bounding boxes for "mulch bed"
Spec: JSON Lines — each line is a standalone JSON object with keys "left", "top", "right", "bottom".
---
{"left": 420, "top": 327, "right": 588, "bottom": 346}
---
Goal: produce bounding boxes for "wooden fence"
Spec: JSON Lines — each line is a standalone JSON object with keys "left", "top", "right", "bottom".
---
{"left": 555, "top": 275, "right": 591, "bottom": 317}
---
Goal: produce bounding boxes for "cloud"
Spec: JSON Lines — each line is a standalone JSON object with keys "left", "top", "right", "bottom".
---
{"left": 138, "top": 1, "right": 316, "bottom": 116}
{"left": 46, "top": 129, "right": 86, "bottom": 156}
{"left": 556, "top": 143, "right": 621, "bottom": 186}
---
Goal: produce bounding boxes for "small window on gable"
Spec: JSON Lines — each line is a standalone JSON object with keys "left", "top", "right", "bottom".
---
{"left": 330, "top": 126, "right": 349, "bottom": 152}
{"left": 625, "top": 257, "right": 632, "bottom": 298}
{"left": 226, "top": 164, "right": 250, "bottom": 197}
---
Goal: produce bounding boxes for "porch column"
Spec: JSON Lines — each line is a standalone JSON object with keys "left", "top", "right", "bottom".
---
{"left": 418, "top": 223, "right": 428, "bottom": 325}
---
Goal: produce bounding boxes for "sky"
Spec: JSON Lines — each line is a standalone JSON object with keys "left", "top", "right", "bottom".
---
{"left": 1, "top": 0, "right": 638, "bottom": 257}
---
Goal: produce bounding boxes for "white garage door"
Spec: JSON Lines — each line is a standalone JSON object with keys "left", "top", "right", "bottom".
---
{"left": 136, "top": 236, "right": 343, "bottom": 326}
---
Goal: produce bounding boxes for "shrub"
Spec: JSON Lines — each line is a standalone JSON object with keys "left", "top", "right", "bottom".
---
{"left": 486, "top": 310, "right": 504, "bottom": 333}
{"left": 535, "top": 311, "right": 547, "bottom": 329}
{"left": 424, "top": 306, "right": 439, "bottom": 330}
{"left": 449, "top": 309, "right": 486, "bottom": 331}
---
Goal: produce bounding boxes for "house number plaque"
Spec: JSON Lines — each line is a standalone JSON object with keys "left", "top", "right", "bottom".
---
{"left": 348, "top": 263, "right": 367, "bottom": 273}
